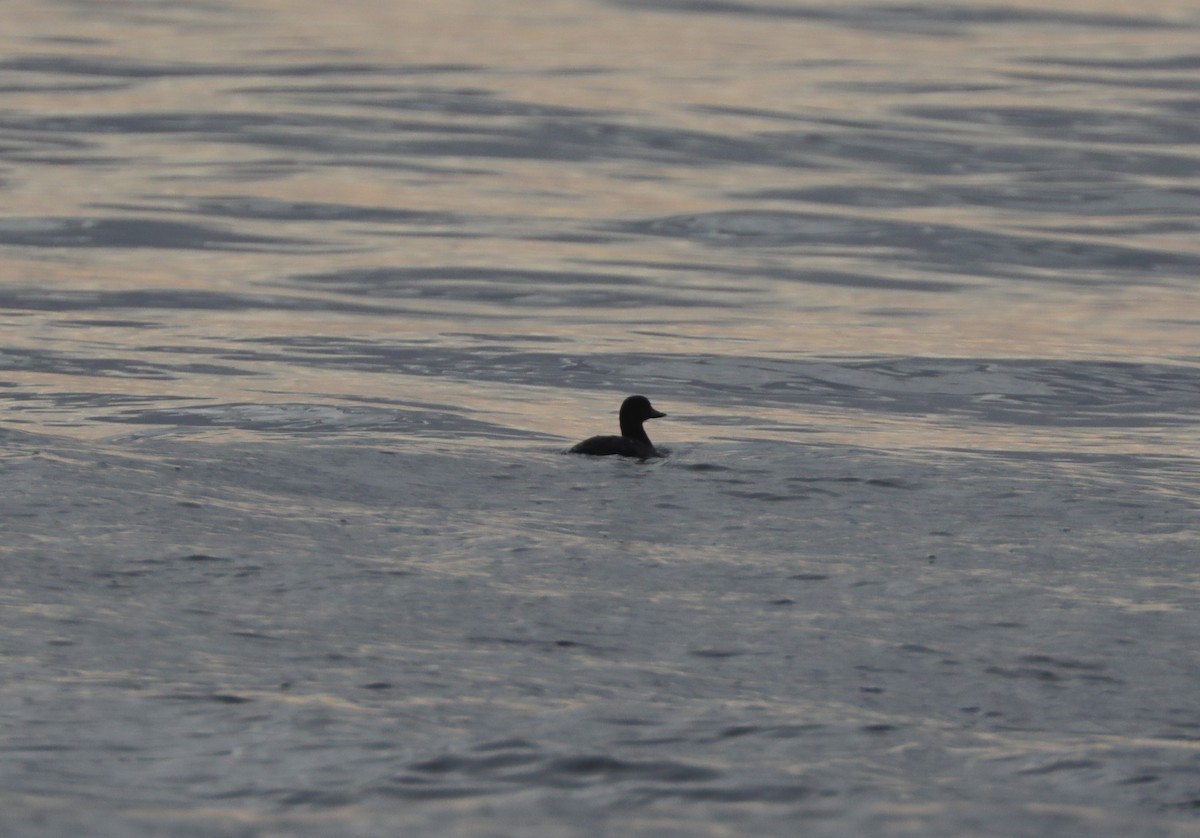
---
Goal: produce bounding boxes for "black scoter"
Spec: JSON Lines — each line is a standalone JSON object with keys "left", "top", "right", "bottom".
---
{"left": 569, "top": 395, "right": 666, "bottom": 459}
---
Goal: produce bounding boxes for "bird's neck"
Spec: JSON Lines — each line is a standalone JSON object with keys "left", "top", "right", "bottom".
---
{"left": 620, "top": 419, "right": 650, "bottom": 443}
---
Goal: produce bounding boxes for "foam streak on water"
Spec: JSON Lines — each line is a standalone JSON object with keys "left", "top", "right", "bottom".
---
{"left": 2, "top": 1, "right": 1200, "bottom": 835}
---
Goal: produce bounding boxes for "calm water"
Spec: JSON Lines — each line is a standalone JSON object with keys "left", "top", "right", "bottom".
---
{"left": 3, "top": 1, "right": 1200, "bottom": 835}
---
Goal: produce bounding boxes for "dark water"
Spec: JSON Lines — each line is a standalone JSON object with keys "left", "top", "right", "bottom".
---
{"left": 3, "top": 1, "right": 1200, "bottom": 835}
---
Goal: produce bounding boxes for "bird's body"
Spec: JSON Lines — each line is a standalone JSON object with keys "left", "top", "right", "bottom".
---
{"left": 569, "top": 395, "right": 666, "bottom": 459}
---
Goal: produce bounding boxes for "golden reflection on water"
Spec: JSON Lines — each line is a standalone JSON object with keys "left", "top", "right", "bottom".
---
{"left": 2, "top": 0, "right": 1199, "bottom": 456}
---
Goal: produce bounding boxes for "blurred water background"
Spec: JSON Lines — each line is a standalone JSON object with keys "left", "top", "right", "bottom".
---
{"left": 3, "top": 1, "right": 1200, "bottom": 835}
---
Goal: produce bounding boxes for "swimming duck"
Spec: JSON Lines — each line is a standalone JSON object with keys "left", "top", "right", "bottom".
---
{"left": 569, "top": 395, "right": 666, "bottom": 459}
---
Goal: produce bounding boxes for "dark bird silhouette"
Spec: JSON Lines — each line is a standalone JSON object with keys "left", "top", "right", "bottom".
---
{"left": 569, "top": 395, "right": 666, "bottom": 459}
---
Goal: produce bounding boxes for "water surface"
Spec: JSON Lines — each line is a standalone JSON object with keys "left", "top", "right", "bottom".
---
{"left": 3, "top": 1, "right": 1200, "bottom": 835}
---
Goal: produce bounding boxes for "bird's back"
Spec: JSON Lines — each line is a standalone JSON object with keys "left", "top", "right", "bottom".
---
{"left": 569, "top": 434, "right": 656, "bottom": 458}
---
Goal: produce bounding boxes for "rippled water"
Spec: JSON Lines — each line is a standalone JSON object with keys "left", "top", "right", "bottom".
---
{"left": 3, "top": 1, "right": 1200, "bottom": 835}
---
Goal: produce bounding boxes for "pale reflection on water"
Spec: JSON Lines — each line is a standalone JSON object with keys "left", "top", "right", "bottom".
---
{"left": 3, "top": 0, "right": 1196, "bottom": 491}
